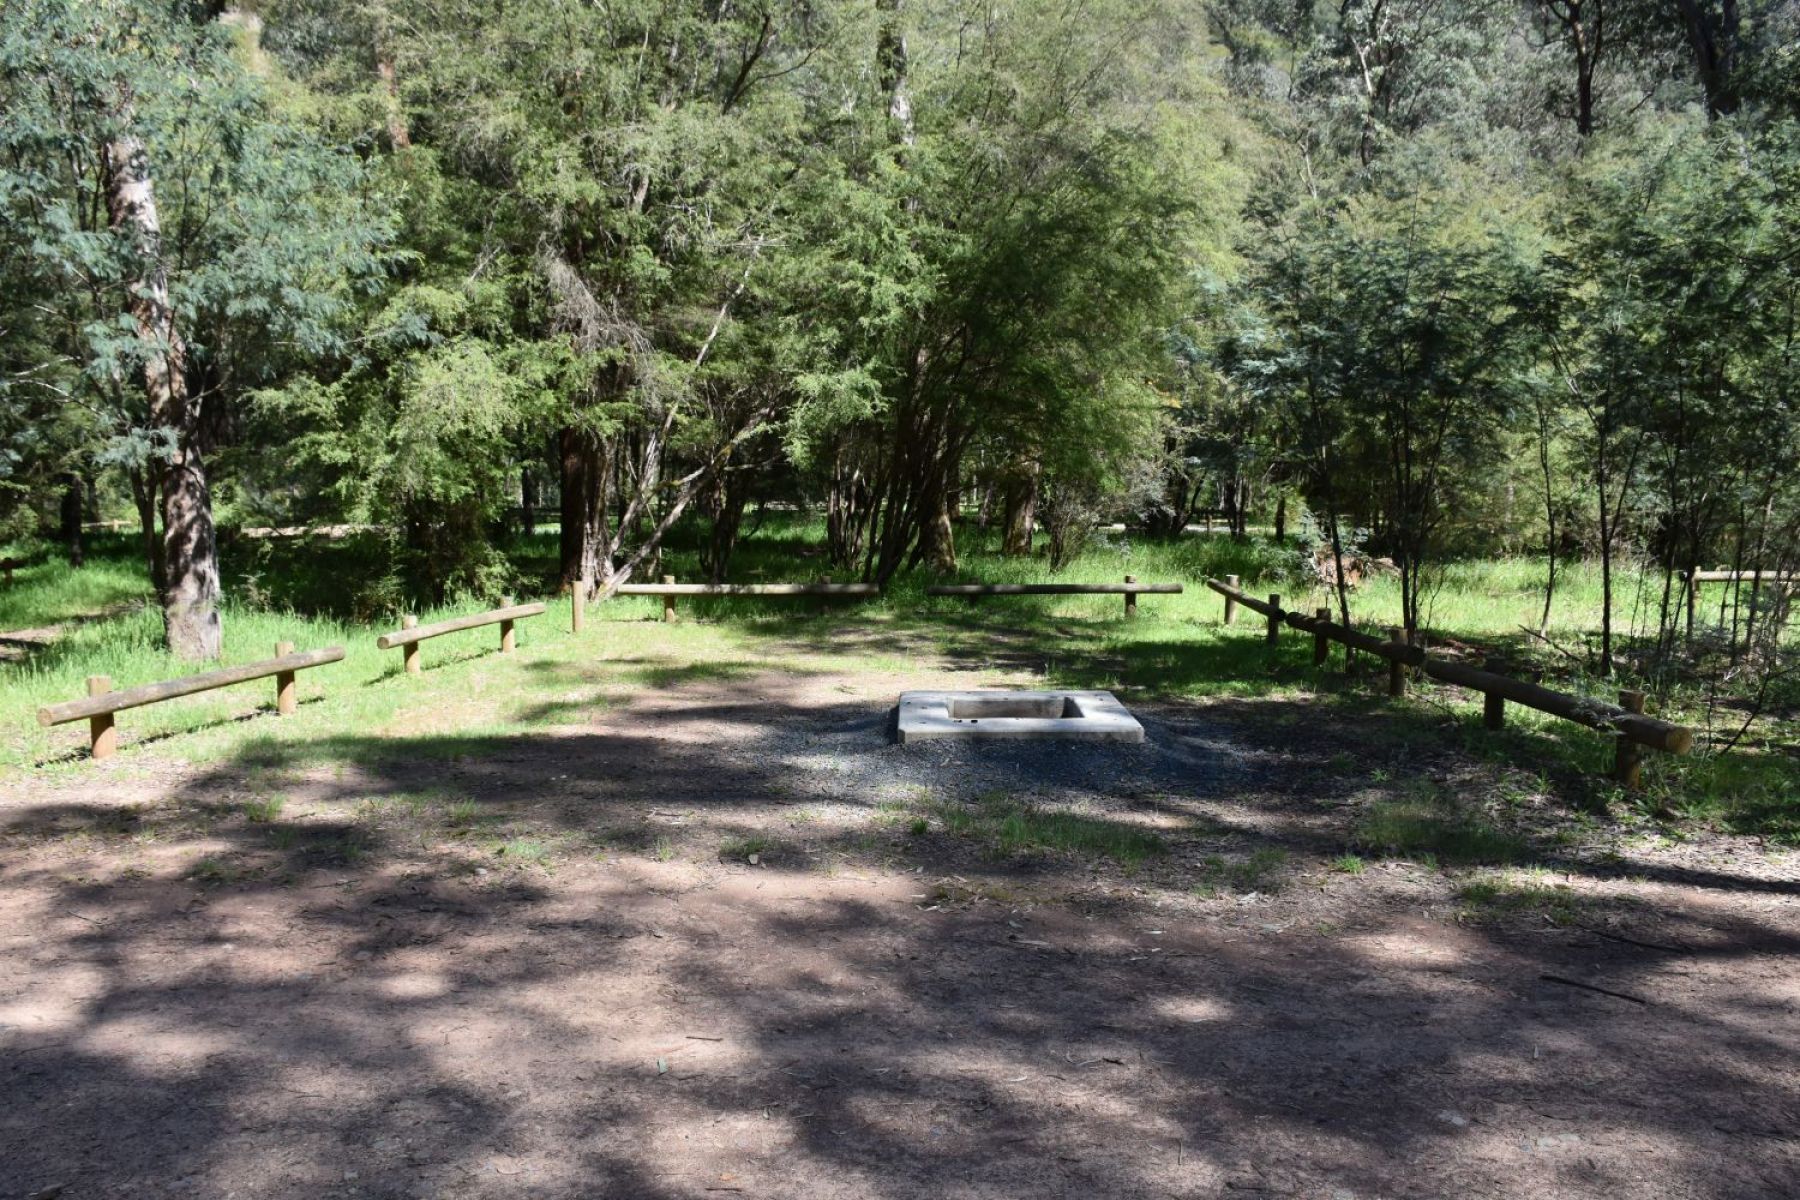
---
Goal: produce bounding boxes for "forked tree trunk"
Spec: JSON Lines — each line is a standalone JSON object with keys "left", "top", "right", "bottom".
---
{"left": 106, "top": 113, "right": 220, "bottom": 659}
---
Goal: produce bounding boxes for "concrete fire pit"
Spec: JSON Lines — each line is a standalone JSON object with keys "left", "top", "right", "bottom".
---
{"left": 896, "top": 690, "right": 1144, "bottom": 744}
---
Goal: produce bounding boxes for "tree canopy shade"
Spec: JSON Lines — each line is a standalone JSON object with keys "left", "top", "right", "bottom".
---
{"left": 1, "top": 0, "right": 390, "bottom": 654}
{"left": 0, "top": 0, "right": 1794, "bottom": 716}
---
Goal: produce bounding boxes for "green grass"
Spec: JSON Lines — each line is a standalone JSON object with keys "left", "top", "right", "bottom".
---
{"left": 930, "top": 789, "right": 1165, "bottom": 867}
{"left": 1354, "top": 797, "right": 1526, "bottom": 866}
{"left": 1456, "top": 876, "right": 1583, "bottom": 925}
{"left": 241, "top": 796, "right": 285, "bottom": 823}
{"left": 1191, "top": 848, "right": 1288, "bottom": 898}
{"left": 719, "top": 834, "right": 771, "bottom": 861}
{"left": 3, "top": 517, "right": 1796, "bottom": 843}
{"left": 496, "top": 837, "right": 551, "bottom": 864}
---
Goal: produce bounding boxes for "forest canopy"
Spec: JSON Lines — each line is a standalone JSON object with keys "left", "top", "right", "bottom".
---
{"left": 1, "top": 0, "right": 1796, "bottom": 676}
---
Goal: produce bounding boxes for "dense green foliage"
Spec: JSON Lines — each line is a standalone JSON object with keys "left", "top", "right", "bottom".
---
{"left": 1, "top": 0, "right": 1796, "bottom": 714}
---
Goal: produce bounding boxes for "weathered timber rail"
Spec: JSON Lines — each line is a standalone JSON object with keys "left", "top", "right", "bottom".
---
{"left": 376, "top": 597, "right": 545, "bottom": 672}
{"left": 1681, "top": 568, "right": 1798, "bottom": 628}
{"left": 927, "top": 576, "right": 1181, "bottom": 617}
{"left": 37, "top": 643, "right": 346, "bottom": 760}
{"left": 1686, "top": 569, "right": 1800, "bottom": 584}
{"left": 602, "top": 576, "right": 879, "bottom": 623}
{"left": 1204, "top": 577, "right": 1693, "bottom": 786}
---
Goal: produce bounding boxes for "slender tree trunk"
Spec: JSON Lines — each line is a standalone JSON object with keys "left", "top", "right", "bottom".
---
{"left": 558, "top": 426, "right": 587, "bottom": 587}
{"left": 61, "top": 474, "right": 84, "bottom": 568}
{"left": 1536, "top": 399, "right": 1559, "bottom": 634}
{"left": 520, "top": 465, "right": 536, "bottom": 537}
{"left": 106, "top": 113, "right": 220, "bottom": 659}
{"left": 128, "top": 465, "right": 166, "bottom": 599}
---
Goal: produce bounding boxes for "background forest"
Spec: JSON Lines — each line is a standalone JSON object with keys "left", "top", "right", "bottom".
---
{"left": 2, "top": 0, "right": 1797, "bottom": 735}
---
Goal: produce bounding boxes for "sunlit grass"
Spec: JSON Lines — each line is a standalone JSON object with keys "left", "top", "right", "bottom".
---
{"left": 2, "top": 515, "right": 1795, "bottom": 841}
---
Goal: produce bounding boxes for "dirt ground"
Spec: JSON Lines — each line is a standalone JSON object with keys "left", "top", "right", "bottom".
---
{"left": 3, "top": 657, "right": 1798, "bottom": 1199}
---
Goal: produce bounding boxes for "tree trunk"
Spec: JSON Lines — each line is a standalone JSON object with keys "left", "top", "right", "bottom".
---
{"left": 61, "top": 474, "right": 84, "bottom": 568}
{"left": 520, "top": 465, "right": 536, "bottom": 537}
{"left": 1673, "top": 0, "right": 1740, "bottom": 119}
{"left": 923, "top": 487, "right": 957, "bottom": 574}
{"left": 876, "top": 0, "right": 915, "bottom": 148}
{"left": 1001, "top": 462, "right": 1039, "bottom": 556}
{"left": 106, "top": 114, "right": 221, "bottom": 659}
{"left": 558, "top": 427, "right": 587, "bottom": 587}
{"left": 128, "top": 465, "right": 166, "bottom": 599}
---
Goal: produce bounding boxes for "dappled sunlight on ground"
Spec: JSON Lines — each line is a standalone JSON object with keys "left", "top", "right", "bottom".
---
{"left": 4, "top": 642, "right": 1799, "bottom": 1198}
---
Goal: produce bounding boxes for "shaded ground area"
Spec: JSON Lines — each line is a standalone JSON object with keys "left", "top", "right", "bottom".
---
{"left": 3, "top": 655, "right": 1798, "bottom": 1199}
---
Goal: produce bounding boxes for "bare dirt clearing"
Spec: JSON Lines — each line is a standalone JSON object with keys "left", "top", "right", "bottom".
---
{"left": 3, "top": 655, "right": 1798, "bottom": 1199}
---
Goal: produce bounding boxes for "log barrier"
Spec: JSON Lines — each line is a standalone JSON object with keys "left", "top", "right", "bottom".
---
{"left": 376, "top": 597, "right": 546, "bottom": 673}
{"left": 609, "top": 578, "right": 880, "bottom": 622}
{"left": 37, "top": 643, "right": 346, "bottom": 760}
{"left": 1204, "top": 577, "right": 1693, "bottom": 787}
{"left": 927, "top": 577, "right": 1182, "bottom": 617}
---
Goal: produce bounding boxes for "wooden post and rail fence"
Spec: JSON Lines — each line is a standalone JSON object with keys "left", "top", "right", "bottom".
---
{"left": 376, "top": 596, "right": 547, "bottom": 672}
{"left": 926, "top": 576, "right": 1182, "bottom": 617}
{"left": 589, "top": 577, "right": 880, "bottom": 624}
{"left": 1681, "top": 568, "right": 1798, "bottom": 630}
{"left": 36, "top": 643, "right": 346, "bottom": 760}
{"left": 1205, "top": 577, "right": 1693, "bottom": 788}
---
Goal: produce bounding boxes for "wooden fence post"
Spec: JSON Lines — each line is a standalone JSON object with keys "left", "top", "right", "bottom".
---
{"left": 662, "top": 575, "right": 677, "bottom": 623}
{"left": 499, "top": 595, "right": 516, "bottom": 653}
{"left": 572, "top": 576, "right": 587, "bottom": 633}
{"left": 1266, "top": 594, "right": 1281, "bottom": 647}
{"left": 1387, "top": 627, "right": 1407, "bottom": 698}
{"left": 1481, "top": 658, "right": 1506, "bottom": 730}
{"left": 402, "top": 615, "right": 421, "bottom": 675}
{"left": 1684, "top": 573, "right": 1698, "bottom": 634}
{"left": 275, "top": 641, "right": 297, "bottom": 715}
{"left": 1313, "top": 608, "right": 1330, "bottom": 666}
{"left": 1224, "top": 575, "right": 1239, "bottom": 625}
{"left": 1615, "top": 689, "right": 1646, "bottom": 789}
{"left": 87, "top": 675, "right": 115, "bottom": 760}
{"left": 1124, "top": 575, "right": 1137, "bottom": 618}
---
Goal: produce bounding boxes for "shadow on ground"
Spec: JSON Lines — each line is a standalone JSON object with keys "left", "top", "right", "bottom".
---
{"left": 3, "top": 679, "right": 1798, "bottom": 1199}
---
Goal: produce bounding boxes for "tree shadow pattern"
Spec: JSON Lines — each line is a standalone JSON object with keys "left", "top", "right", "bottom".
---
{"left": 3, "top": 680, "right": 1799, "bottom": 1199}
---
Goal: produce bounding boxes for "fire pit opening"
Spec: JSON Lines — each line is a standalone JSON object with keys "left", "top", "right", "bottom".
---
{"left": 945, "top": 694, "right": 1082, "bottom": 721}
{"left": 896, "top": 690, "right": 1142, "bottom": 743}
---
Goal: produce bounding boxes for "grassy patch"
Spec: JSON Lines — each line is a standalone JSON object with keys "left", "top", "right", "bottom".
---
{"left": 1456, "top": 877, "right": 1582, "bottom": 925}
{"left": 1191, "top": 848, "right": 1288, "bottom": 898}
{"left": 718, "top": 834, "right": 771, "bottom": 861}
{"left": 930, "top": 790, "right": 1164, "bottom": 867}
{"left": 4, "top": 520, "right": 1796, "bottom": 847}
{"left": 1355, "top": 793, "right": 1526, "bottom": 866}
{"left": 241, "top": 796, "right": 285, "bottom": 823}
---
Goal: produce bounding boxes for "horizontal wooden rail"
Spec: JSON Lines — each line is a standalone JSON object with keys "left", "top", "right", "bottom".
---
{"left": 37, "top": 643, "right": 345, "bottom": 760}
{"left": 1204, "top": 577, "right": 1693, "bottom": 784}
{"left": 608, "top": 576, "right": 878, "bottom": 623}
{"left": 612, "top": 582, "right": 878, "bottom": 597}
{"left": 928, "top": 576, "right": 1180, "bottom": 617}
{"left": 1685, "top": 569, "right": 1799, "bottom": 584}
{"left": 927, "top": 582, "right": 1182, "bottom": 596}
{"left": 376, "top": 598, "right": 544, "bottom": 673}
